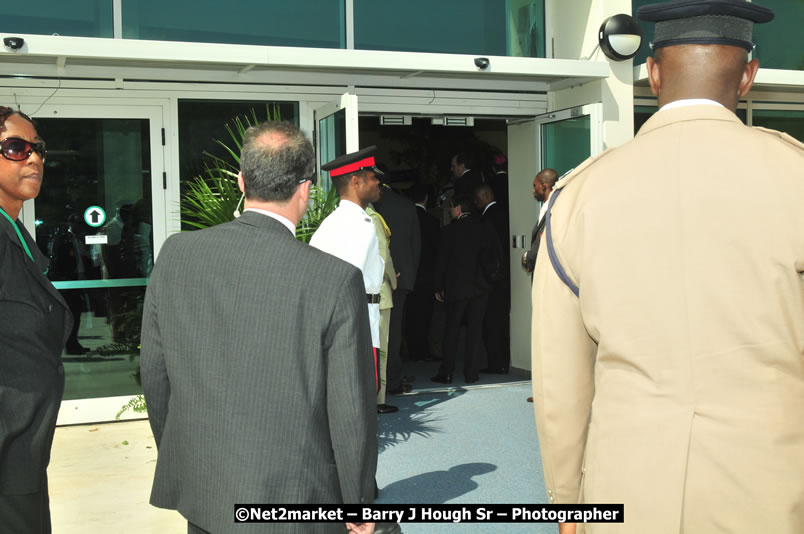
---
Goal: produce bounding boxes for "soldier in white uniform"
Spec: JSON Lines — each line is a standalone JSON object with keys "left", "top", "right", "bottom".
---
{"left": 311, "top": 146, "right": 385, "bottom": 389}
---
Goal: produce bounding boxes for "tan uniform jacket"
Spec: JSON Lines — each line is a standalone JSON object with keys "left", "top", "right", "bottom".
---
{"left": 531, "top": 105, "right": 804, "bottom": 533}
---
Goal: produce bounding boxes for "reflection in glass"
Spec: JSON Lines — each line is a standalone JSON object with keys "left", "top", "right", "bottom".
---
{"left": 753, "top": 0, "right": 804, "bottom": 71}
{"left": 61, "top": 288, "right": 145, "bottom": 401}
{"left": 752, "top": 109, "right": 804, "bottom": 142}
{"left": 319, "top": 109, "right": 347, "bottom": 192}
{"left": 0, "top": 1, "right": 113, "bottom": 38}
{"left": 354, "top": 0, "right": 545, "bottom": 57}
{"left": 33, "top": 118, "right": 152, "bottom": 400}
{"left": 122, "top": 0, "right": 345, "bottom": 48}
{"left": 542, "top": 116, "right": 591, "bottom": 176}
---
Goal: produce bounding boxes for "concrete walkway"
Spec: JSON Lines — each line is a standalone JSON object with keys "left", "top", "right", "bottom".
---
{"left": 50, "top": 420, "right": 185, "bottom": 533}
{"left": 48, "top": 381, "right": 547, "bottom": 533}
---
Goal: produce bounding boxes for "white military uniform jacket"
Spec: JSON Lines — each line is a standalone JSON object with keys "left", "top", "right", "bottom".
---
{"left": 311, "top": 200, "right": 384, "bottom": 348}
{"left": 532, "top": 102, "right": 804, "bottom": 533}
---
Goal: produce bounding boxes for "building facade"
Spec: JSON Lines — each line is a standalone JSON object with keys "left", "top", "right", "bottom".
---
{"left": 2, "top": 0, "right": 801, "bottom": 424}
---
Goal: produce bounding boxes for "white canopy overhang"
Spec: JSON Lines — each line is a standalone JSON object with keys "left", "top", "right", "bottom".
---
{"left": 0, "top": 34, "right": 610, "bottom": 93}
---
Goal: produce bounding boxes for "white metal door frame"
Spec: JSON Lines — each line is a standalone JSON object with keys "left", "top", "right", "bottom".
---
{"left": 12, "top": 99, "right": 168, "bottom": 425}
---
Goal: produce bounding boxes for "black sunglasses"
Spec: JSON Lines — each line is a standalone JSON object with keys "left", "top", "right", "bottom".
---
{"left": 0, "top": 137, "right": 47, "bottom": 162}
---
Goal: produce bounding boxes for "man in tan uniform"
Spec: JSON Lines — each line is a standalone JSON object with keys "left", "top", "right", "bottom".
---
{"left": 531, "top": 1, "right": 804, "bottom": 533}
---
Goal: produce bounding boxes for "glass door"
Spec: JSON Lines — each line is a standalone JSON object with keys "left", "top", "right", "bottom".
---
{"left": 506, "top": 104, "right": 601, "bottom": 372}
{"left": 314, "top": 93, "right": 359, "bottom": 191}
{"left": 19, "top": 103, "right": 166, "bottom": 425}
{"left": 538, "top": 105, "right": 602, "bottom": 177}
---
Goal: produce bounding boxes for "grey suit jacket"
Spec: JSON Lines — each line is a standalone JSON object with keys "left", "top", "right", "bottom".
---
{"left": 140, "top": 211, "right": 377, "bottom": 533}
{"left": 0, "top": 216, "right": 69, "bottom": 494}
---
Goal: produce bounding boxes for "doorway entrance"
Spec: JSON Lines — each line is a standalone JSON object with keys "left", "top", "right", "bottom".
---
{"left": 356, "top": 105, "right": 601, "bottom": 379}
{"left": 20, "top": 103, "right": 167, "bottom": 425}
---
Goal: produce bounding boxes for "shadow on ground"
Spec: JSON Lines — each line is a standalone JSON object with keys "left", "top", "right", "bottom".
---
{"left": 378, "top": 389, "right": 471, "bottom": 453}
{"left": 377, "top": 463, "right": 497, "bottom": 504}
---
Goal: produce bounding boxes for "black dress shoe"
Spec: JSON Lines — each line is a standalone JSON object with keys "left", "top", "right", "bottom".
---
{"left": 402, "top": 375, "right": 416, "bottom": 383}
{"left": 430, "top": 374, "right": 453, "bottom": 384}
{"left": 377, "top": 404, "right": 399, "bottom": 414}
{"left": 464, "top": 375, "right": 480, "bottom": 384}
{"left": 388, "top": 384, "right": 412, "bottom": 395}
{"left": 65, "top": 344, "right": 89, "bottom": 355}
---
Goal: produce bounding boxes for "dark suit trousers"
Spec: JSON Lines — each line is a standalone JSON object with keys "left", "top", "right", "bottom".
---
{"left": 0, "top": 475, "right": 51, "bottom": 534}
{"left": 386, "top": 289, "right": 408, "bottom": 390}
{"left": 483, "top": 279, "right": 511, "bottom": 371}
{"left": 439, "top": 293, "right": 489, "bottom": 379}
{"left": 405, "top": 285, "right": 435, "bottom": 359}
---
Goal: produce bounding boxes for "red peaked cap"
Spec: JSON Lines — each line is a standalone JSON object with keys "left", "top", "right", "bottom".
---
{"left": 321, "top": 145, "right": 384, "bottom": 178}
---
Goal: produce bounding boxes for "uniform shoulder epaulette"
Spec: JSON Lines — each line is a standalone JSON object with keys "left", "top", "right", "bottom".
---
{"left": 545, "top": 146, "right": 616, "bottom": 298}
{"left": 751, "top": 126, "right": 804, "bottom": 152}
{"left": 553, "top": 146, "right": 617, "bottom": 191}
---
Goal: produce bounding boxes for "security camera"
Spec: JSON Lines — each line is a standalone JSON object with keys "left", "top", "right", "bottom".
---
{"left": 474, "top": 57, "right": 490, "bottom": 70}
{"left": 3, "top": 37, "right": 25, "bottom": 51}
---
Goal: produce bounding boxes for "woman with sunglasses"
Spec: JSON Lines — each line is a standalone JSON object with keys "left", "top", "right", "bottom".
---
{"left": 0, "top": 106, "right": 71, "bottom": 533}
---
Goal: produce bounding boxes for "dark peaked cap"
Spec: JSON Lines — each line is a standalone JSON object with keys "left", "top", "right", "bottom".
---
{"left": 638, "top": 0, "right": 774, "bottom": 51}
{"left": 322, "top": 146, "right": 384, "bottom": 178}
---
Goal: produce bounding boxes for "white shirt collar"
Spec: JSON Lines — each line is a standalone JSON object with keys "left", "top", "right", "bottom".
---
{"left": 415, "top": 203, "right": 427, "bottom": 210}
{"left": 659, "top": 99, "right": 725, "bottom": 112}
{"left": 243, "top": 208, "right": 296, "bottom": 236}
{"left": 338, "top": 199, "right": 369, "bottom": 216}
{"left": 482, "top": 201, "right": 497, "bottom": 215}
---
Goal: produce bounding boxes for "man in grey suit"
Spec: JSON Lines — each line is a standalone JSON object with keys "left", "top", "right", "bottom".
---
{"left": 141, "top": 121, "right": 377, "bottom": 534}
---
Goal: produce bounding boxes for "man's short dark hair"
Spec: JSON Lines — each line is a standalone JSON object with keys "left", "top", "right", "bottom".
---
{"left": 539, "top": 168, "right": 559, "bottom": 189}
{"left": 450, "top": 195, "right": 474, "bottom": 213}
{"left": 240, "top": 121, "right": 314, "bottom": 202}
{"left": 453, "top": 152, "right": 473, "bottom": 169}
{"left": 474, "top": 183, "right": 494, "bottom": 201}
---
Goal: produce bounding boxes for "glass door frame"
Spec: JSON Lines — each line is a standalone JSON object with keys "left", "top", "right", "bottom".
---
{"left": 18, "top": 101, "right": 167, "bottom": 425}
{"left": 506, "top": 102, "right": 602, "bottom": 373}
{"left": 533, "top": 103, "right": 604, "bottom": 168}
{"left": 313, "top": 93, "right": 359, "bottom": 191}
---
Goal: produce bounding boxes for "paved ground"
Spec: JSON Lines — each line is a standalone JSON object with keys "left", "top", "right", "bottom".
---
{"left": 49, "top": 382, "right": 554, "bottom": 533}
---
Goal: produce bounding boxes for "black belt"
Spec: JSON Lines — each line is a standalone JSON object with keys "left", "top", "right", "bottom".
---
{"left": 367, "top": 293, "right": 381, "bottom": 304}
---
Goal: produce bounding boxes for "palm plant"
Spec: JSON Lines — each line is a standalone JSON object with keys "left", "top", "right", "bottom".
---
{"left": 296, "top": 183, "right": 339, "bottom": 243}
{"left": 180, "top": 106, "right": 338, "bottom": 239}
{"left": 179, "top": 108, "right": 263, "bottom": 229}
{"left": 119, "top": 108, "right": 340, "bottom": 421}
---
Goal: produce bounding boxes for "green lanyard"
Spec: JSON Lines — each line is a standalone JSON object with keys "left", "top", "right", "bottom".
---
{"left": 0, "top": 206, "right": 35, "bottom": 263}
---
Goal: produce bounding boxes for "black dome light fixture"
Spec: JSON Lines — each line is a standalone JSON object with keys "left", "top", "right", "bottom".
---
{"left": 599, "top": 14, "right": 643, "bottom": 61}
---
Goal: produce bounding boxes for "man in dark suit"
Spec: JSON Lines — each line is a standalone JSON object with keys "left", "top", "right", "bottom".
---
{"left": 521, "top": 168, "right": 558, "bottom": 275}
{"left": 140, "top": 121, "right": 378, "bottom": 534}
{"left": 431, "top": 196, "right": 499, "bottom": 384}
{"left": 487, "top": 152, "right": 509, "bottom": 211}
{"left": 405, "top": 185, "right": 440, "bottom": 363}
{"left": 474, "top": 184, "right": 510, "bottom": 373}
{"left": 449, "top": 152, "right": 483, "bottom": 204}
{"left": 374, "top": 182, "right": 420, "bottom": 395}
